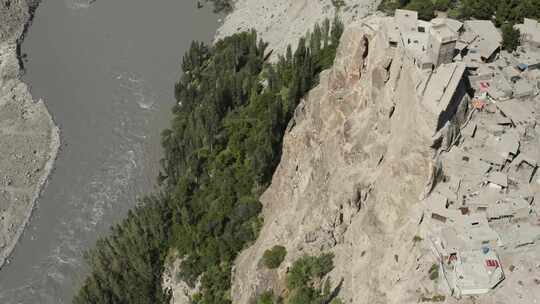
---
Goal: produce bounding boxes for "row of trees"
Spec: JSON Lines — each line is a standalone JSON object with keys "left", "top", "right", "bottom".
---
{"left": 380, "top": 0, "right": 540, "bottom": 23}
{"left": 74, "top": 17, "right": 344, "bottom": 304}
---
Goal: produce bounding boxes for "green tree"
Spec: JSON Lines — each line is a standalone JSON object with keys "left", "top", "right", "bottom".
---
{"left": 311, "top": 23, "right": 323, "bottom": 57}
{"left": 461, "top": 0, "right": 495, "bottom": 20}
{"left": 433, "top": 0, "right": 451, "bottom": 11}
{"left": 515, "top": 0, "right": 540, "bottom": 22}
{"left": 399, "top": 0, "right": 411, "bottom": 6}
{"left": 495, "top": 0, "right": 513, "bottom": 26}
{"left": 75, "top": 18, "right": 345, "bottom": 304}
{"left": 405, "top": 0, "right": 435, "bottom": 20}
{"left": 331, "top": 15, "right": 345, "bottom": 47}
{"left": 502, "top": 24, "right": 521, "bottom": 51}
{"left": 331, "top": 0, "right": 346, "bottom": 9}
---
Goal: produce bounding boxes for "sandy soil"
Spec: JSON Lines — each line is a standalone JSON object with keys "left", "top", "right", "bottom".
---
{"left": 216, "top": 0, "right": 382, "bottom": 60}
{"left": 0, "top": 0, "right": 60, "bottom": 268}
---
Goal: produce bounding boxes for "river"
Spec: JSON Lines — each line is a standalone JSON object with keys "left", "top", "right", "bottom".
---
{"left": 0, "top": 0, "right": 218, "bottom": 302}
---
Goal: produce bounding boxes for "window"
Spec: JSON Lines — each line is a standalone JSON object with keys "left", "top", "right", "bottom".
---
{"left": 432, "top": 213, "right": 447, "bottom": 222}
{"left": 418, "top": 26, "right": 425, "bottom": 33}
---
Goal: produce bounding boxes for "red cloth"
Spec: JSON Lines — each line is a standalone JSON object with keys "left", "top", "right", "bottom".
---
{"left": 486, "top": 259, "right": 499, "bottom": 268}
{"left": 479, "top": 82, "right": 490, "bottom": 92}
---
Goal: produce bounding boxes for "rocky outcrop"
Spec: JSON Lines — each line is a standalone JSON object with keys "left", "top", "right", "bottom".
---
{"left": 231, "top": 17, "right": 447, "bottom": 303}
{"left": 0, "top": 0, "right": 60, "bottom": 268}
{"left": 216, "top": 0, "right": 382, "bottom": 60}
{"left": 162, "top": 256, "right": 200, "bottom": 304}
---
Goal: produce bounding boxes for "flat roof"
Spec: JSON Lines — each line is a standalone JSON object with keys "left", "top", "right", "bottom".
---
{"left": 497, "top": 131, "right": 520, "bottom": 157}
{"left": 464, "top": 20, "right": 502, "bottom": 44}
{"left": 515, "top": 18, "right": 540, "bottom": 43}
{"left": 464, "top": 20, "right": 502, "bottom": 60}
{"left": 422, "top": 63, "right": 466, "bottom": 114}
{"left": 395, "top": 9, "right": 418, "bottom": 32}
{"left": 487, "top": 172, "right": 508, "bottom": 187}
{"left": 430, "top": 23, "right": 458, "bottom": 43}
{"left": 431, "top": 17, "right": 463, "bottom": 34}
{"left": 496, "top": 100, "right": 537, "bottom": 125}
{"left": 455, "top": 250, "right": 504, "bottom": 294}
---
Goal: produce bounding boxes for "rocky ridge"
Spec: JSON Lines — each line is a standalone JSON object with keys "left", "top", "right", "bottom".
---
{"left": 231, "top": 16, "right": 443, "bottom": 303}
{"left": 0, "top": 0, "right": 60, "bottom": 268}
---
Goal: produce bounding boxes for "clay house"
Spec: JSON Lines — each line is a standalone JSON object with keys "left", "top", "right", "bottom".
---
{"left": 463, "top": 20, "right": 502, "bottom": 63}
{"left": 515, "top": 18, "right": 540, "bottom": 49}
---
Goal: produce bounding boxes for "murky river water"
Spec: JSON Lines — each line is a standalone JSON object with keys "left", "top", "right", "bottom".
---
{"left": 0, "top": 0, "right": 218, "bottom": 302}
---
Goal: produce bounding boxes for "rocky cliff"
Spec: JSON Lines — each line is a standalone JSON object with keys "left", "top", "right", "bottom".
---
{"left": 0, "top": 0, "right": 60, "bottom": 268}
{"left": 231, "top": 17, "right": 451, "bottom": 303}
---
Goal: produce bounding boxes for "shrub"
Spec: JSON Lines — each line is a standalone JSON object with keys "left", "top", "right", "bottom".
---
{"left": 421, "top": 294, "right": 446, "bottom": 302}
{"left": 262, "top": 245, "right": 287, "bottom": 269}
{"left": 254, "top": 253, "right": 338, "bottom": 304}
{"left": 256, "top": 291, "right": 281, "bottom": 304}
{"left": 287, "top": 253, "right": 334, "bottom": 289}
{"left": 287, "top": 287, "right": 317, "bottom": 304}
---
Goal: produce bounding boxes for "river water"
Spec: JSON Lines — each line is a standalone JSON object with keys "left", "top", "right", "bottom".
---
{"left": 0, "top": 0, "right": 218, "bottom": 302}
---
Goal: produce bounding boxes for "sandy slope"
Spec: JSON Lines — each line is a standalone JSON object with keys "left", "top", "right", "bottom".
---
{"left": 216, "top": 0, "right": 382, "bottom": 60}
{"left": 0, "top": 0, "right": 60, "bottom": 269}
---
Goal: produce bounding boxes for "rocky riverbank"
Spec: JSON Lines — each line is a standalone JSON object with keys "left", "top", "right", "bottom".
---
{"left": 0, "top": 0, "right": 60, "bottom": 269}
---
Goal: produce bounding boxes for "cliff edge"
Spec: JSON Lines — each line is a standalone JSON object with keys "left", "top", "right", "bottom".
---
{"left": 231, "top": 17, "right": 441, "bottom": 303}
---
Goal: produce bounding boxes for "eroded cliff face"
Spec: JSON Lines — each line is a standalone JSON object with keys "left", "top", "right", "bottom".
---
{"left": 231, "top": 18, "right": 445, "bottom": 303}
